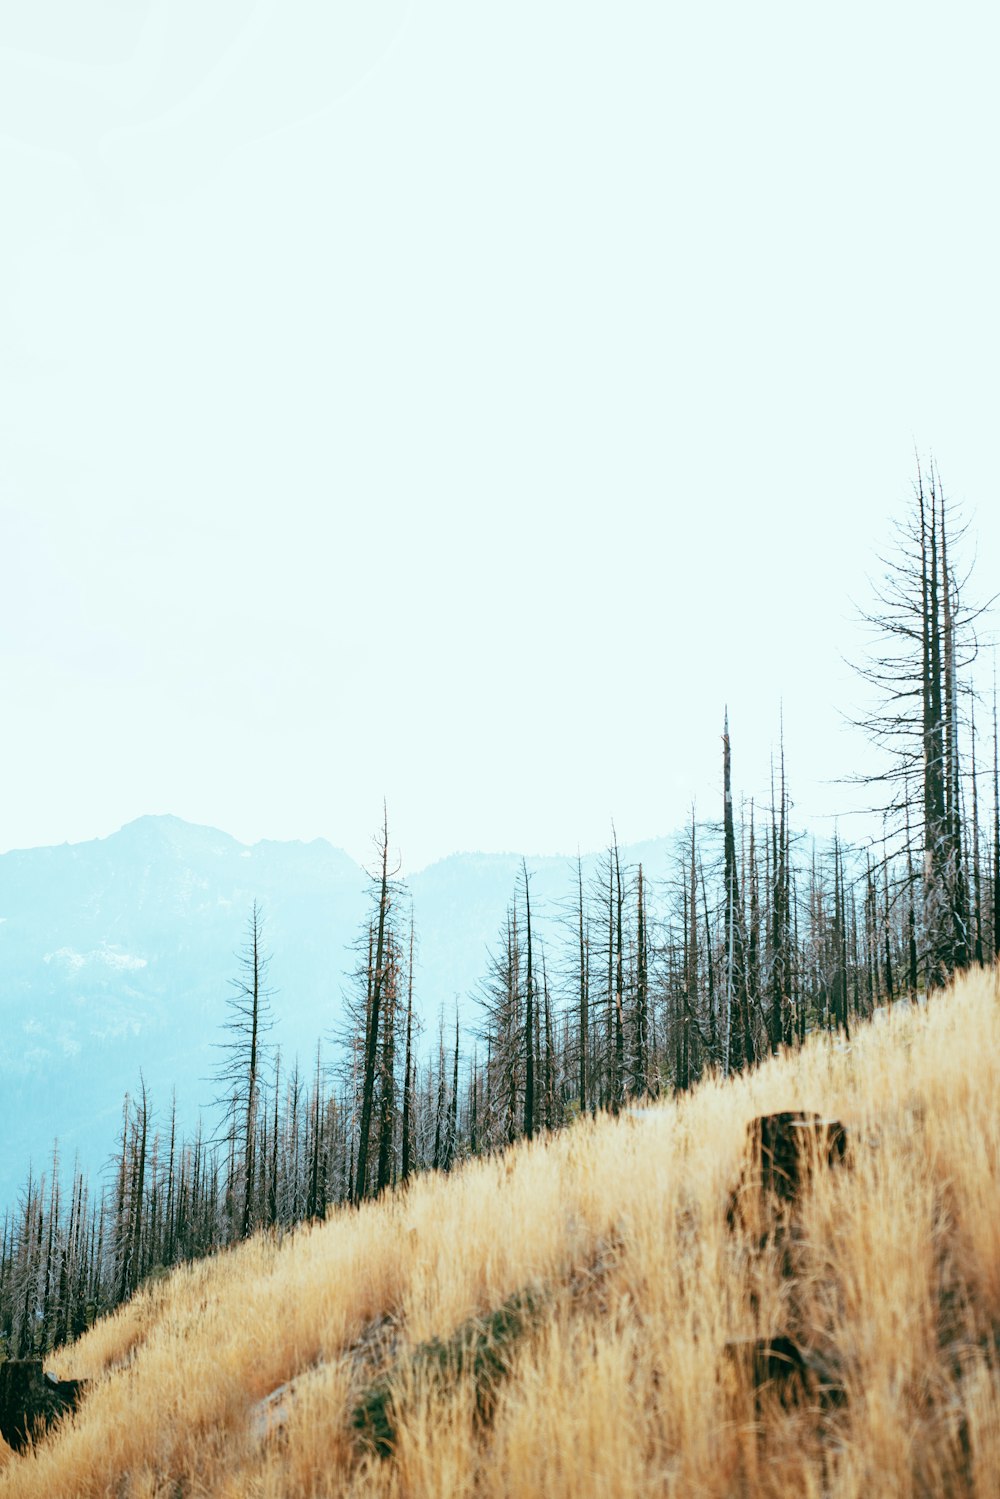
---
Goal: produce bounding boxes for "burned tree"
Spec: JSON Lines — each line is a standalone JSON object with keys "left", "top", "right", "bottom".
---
{"left": 522, "top": 861, "right": 535, "bottom": 1140}
{"left": 723, "top": 713, "right": 751, "bottom": 1073}
{"left": 353, "top": 809, "right": 397, "bottom": 1204}
{"left": 213, "top": 902, "right": 272, "bottom": 1239}
{"left": 851, "top": 464, "right": 989, "bottom": 988}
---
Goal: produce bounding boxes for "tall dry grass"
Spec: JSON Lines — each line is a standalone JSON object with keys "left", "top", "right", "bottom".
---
{"left": 3, "top": 970, "right": 998, "bottom": 1497}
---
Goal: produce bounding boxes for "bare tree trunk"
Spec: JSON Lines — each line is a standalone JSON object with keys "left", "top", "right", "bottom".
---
{"left": 241, "top": 903, "right": 262, "bottom": 1239}
{"left": 522, "top": 860, "right": 535, "bottom": 1140}
{"left": 577, "top": 857, "right": 588, "bottom": 1114}
{"left": 543, "top": 954, "right": 554, "bottom": 1129}
{"left": 376, "top": 936, "right": 397, "bottom": 1195}
{"left": 994, "top": 691, "right": 1000, "bottom": 962}
{"left": 613, "top": 835, "right": 625, "bottom": 1111}
{"left": 723, "top": 713, "right": 750, "bottom": 1070}
{"left": 401, "top": 917, "right": 415, "bottom": 1184}
{"left": 355, "top": 809, "right": 391, "bottom": 1203}
{"left": 634, "top": 865, "right": 648, "bottom": 1094}
{"left": 971, "top": 704, "right": 984, "bottom": 964}
{"left": 447, "top": 1008, "right": 459, "bottom": 1168}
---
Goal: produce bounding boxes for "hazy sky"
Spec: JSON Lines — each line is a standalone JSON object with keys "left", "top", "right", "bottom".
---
{"left": 2, "top": 1, "right": 998, "bottom": 872}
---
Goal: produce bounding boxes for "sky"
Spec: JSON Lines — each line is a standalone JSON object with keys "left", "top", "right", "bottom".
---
{"left": 1, "top": 1, "right": 998, "bottom": 874}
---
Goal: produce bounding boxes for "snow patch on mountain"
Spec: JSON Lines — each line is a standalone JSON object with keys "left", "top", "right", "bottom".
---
{"left": 43, "top": 945, "right": 148, "bottom": 973}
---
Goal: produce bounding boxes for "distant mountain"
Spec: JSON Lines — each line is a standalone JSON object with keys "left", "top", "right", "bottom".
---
{"left": 0, "top": 817, "right": 368, "bottom": 1203}
{"left": 0, "top": 817, "right": 681, "bottom": 1203}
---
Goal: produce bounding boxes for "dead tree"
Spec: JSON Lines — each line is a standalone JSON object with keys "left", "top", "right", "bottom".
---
{"left": 213, "top": 902, "right": 272, "bottom": 1239}
{"left": 850, "top": 465, "right": 989, "bottom": 989}
{"left": 354, "top": 810, "right": 395, "bottom": 1203}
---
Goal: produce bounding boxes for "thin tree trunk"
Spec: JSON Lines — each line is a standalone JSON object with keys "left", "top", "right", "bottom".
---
{"left": 355, "top": 809, "right": 391, "bottom": 1203}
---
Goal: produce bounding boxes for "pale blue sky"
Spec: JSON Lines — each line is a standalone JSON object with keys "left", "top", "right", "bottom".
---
{"left": 1, "top": 1, "right": 998, "bottom": 871}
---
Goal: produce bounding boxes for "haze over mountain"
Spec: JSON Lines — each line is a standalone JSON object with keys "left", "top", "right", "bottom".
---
{"left": 0, "top": 815, "right": 680, "bottom": 1204}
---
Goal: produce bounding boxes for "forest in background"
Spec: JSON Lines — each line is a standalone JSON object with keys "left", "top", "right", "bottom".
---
{"left": 1, "top": 464, "right": 996, "bottom": 1358}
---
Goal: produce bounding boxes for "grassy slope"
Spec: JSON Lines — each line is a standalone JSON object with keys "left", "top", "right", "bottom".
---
{"left": 3, "top": 972, "right": 999, "bottom": 1498}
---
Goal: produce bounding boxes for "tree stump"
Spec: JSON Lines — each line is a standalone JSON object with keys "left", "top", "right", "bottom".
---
{"left": 0, "top": 1360, "right": 88, "bottom": 1453}
{"left": 725, "top": 1336, "right": 846, "bottom": 1414}
{"left": 755, "top": 1113, "right": 847, "bottom": 1199}
{"left": 727, "top": 1112, "right": 847, "bottom": 1237}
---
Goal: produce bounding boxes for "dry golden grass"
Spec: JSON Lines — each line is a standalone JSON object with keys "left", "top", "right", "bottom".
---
{"left": 4, "top": 970, "right": 999, "bottom": 1497}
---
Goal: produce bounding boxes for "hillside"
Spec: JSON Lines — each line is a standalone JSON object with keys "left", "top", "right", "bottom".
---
{"left": 2, "top": 971, "right": 998, "bottom": 1497}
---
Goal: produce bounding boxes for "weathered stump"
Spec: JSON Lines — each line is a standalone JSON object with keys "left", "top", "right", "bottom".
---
{"left": 726, "top": 1336, "right": 846, "bottom": 1413}
{"left": 0, "top": 1360, "right": 88, "bottom": 1452}
{"left": 727, "top": 1112, "right": 847, "bottom": 1236}
{"left": 727, "top": 1336, "right": 812, "bottom": 1410}
{"left": 724, "top": 1112, "right": 850, "bottom": 1447}
{"left": 755, "top": 1113, "right": 847, "bottom": 1199}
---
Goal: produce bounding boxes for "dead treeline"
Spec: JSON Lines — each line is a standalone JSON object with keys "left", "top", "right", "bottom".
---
{"left": 1, "top": 464, "right": 996, "bottom": 1365}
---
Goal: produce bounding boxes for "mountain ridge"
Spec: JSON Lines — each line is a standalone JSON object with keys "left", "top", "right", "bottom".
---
{"left": 0, "top": 814, "right": 681, "bottom": 1203}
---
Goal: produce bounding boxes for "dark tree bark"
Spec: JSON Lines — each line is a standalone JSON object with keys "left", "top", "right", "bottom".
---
{"left": 522, "top": 861, "right": 535, "bottom": 1140}
{"left": 723, "top": 713, "right": 750, "bottom": 1072}
{"left": 355, "top": 809, "right": 392, "bottom": 1203}
{"left": 401, "top": 918, "right": 415, "bottom": 1185}
{"left": 633, "top": 865, "right": 648, "bottom": 1095}
{"left": 447, "top": 1008, "right": 459, "bottom": 1169}
{"left": 613, "top": 835, "right": 626, "bottom": 1110}
{"left": 993, "top": 693, "right": 1000, "bottom": 962}
{"left": 577, "top": 857, "right": 588, "bottom": 1115}
{"left": 376, "top": 936, "right": 397, "bottom": 1196}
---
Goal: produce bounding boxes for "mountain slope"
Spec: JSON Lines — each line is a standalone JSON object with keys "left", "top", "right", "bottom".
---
{"left": 0, "top": 816, "right": 369, "bottom": 1199}
{"left": 5, "top": 971, "right": 998, "bottom": 1497}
